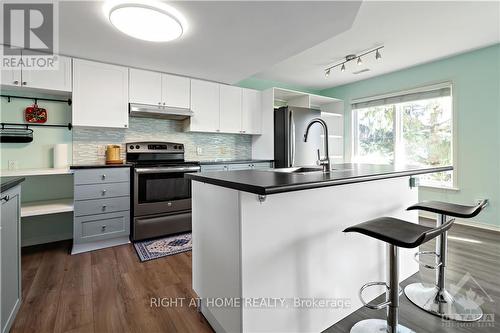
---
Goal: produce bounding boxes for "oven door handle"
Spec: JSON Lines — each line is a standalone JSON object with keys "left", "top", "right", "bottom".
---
{"left": 134, "top": 166, "right": 201, "bottom": 174}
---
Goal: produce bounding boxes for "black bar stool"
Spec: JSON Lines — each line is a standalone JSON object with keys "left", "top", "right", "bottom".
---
{"left": 404, "top": 199, "right": 488, "bottom": 322}
{"left": 344, "top": 216, "right": 455, "bottom": 333}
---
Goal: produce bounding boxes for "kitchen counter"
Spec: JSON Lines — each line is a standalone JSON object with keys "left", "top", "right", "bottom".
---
{"left": 194, "top": 159, "right": 274, "bottom": 165}
{"left": 70, "top": 163, "right": 133, "bottom": 169}
{"left": 190, "top": 163, "right": 451, "bottom": 332}
{"left": 1, "top": 177, "right": 25, "bottom": 193}
{"left": 186, "top": 163, "right": 452, "bottom": 195}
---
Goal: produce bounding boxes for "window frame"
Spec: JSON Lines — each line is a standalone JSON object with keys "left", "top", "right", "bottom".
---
{"left": 351, "top": 82, "right": 458, "bottom": 190}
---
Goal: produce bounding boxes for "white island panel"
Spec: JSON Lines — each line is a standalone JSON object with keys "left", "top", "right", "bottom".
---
{"left": 192, "top": 176, "right": 419, "bottom": 333}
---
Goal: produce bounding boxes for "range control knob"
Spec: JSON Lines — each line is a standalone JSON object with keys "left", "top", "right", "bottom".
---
{"left": 129, "top": 145, "right": 134, "bottom": 149}
{"left": 135, "top": 145, "right": 140, "bottom": 149}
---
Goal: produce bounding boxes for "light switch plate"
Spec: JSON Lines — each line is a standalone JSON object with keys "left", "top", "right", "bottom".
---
{"left": 196, "top": 147, "right": 203, "bottom": 155}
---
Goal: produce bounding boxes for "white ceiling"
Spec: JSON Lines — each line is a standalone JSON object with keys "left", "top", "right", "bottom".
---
{"left": 58, "top": 1, "right": 361, "bottom": 84}
{"left": 253, "top": 1, "right": 500, "bottom": 90}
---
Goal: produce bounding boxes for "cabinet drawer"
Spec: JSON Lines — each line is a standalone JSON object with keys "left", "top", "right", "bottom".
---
{"left": 74, "top": 168, "right": 130, "bottom": 185}
{"left": 75, "top": 182, "right": 130, "bottom": 200}
{"left": 75, "top": 211, "right": 130, "bottom": 243}
{"left": 253, "top": 162, "right": 272, "bottom": 169}
{"left": 74, "top": 196, "right": 129, "bottom": 216}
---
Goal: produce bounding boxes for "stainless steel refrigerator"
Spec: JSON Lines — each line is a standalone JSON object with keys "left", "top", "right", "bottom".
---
{"left": 274, "top": 106, "right": 322, "bottom": 168}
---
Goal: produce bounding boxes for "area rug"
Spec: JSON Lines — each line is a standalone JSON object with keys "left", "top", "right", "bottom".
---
{"left": 133, "top": 232, "right": 192, "bottom": 262}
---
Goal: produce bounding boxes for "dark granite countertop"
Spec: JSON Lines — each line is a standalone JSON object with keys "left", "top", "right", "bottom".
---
{"left": 1, "top": 177, "right": 25, "bottom": 193}
{"left": 194, "top": 159, "right": 274, "bottom": 165}
{"left": 186, "top": 163, "right": 453, "bottom": 195}
{"left": 70, "top": 164, "right": 133, "bottom": 169}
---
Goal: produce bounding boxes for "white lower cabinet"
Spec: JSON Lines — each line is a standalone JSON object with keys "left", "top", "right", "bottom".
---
{"left": 1, "top": 184, "right": 21, "bottom": 333}
{"left": 72, "top": 167, "right": 130, "bottom": 254}
{"left": 72, "top": 59, "right": 129, "bottom": 129}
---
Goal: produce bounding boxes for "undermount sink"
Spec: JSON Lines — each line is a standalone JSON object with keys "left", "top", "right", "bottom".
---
{"left": 272, "top": 166, "right": 326, "bottom": 174}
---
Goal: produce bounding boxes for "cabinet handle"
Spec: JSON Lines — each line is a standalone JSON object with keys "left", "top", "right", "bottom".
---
{"left": 101, "top": 174, "right": 106, "bottom": 180}
{"left": 158, "top": 102, "right": 161, "bottom": 106}
{"left": 162, "top": 102, "right": 166, "bottom": 105}
{"left": 13, "top": 80, "right": 19, "bottom": 85}
{"left": 22, "top": 81, "right": 27, "bottom": 85}
{"left": 216, "top": 129, "right": 220, "bottom": 132}
{"left": 1, "top": 195, "right": 10, "bottom": 202}
{"left": 101, "top": 225, "right": 107, "bottom": 232}
{"left": 101, "top": 189, "right": 107, "bottom": 195}
{"left": 102, "top": 205, "right": 107, "bottom": 211}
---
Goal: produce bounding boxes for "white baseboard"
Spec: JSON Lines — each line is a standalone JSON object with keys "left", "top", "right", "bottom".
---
{"left": 21, "top": 232, "right": 73, "bottom": 247}
{"left": 419, "top": 212, "right": 500, "bottom": 232}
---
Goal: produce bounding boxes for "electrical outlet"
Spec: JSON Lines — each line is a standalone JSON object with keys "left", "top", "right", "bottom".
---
{"left": 8, "top": 160, "right": 19, "bottom": 170}
{"left": 220, "top": 147, "right": 226, "bottom": 155}
{"left": 97, "top": 145, "right": 106, "bottom": 156}
{"left": 196, "top": 147, "right": 203, "bottom": 156}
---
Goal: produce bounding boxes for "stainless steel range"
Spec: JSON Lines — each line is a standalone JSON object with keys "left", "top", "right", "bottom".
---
{"left": 126, "top": 142, "right": 200, "bottom": 241}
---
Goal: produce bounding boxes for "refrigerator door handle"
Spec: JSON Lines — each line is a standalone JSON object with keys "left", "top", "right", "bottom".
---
{"left": 290, "top": 111, "right": 296, "bottom": 167}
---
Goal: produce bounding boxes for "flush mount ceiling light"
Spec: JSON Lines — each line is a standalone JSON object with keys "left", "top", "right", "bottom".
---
{"left": 103, "top": 0, "right": 188, "bottom": 42}
{"left": 324, "top": 46, "right": 383, "bottom": 78}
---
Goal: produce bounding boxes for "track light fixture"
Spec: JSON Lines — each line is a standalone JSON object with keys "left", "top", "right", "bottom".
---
{"left": 324, "top": 46, "right": 384, "bottom": 78}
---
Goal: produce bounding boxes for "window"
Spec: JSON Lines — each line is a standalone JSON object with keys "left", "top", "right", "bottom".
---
{"left": 352, "top": 84, "right": 454, "bottom": 188}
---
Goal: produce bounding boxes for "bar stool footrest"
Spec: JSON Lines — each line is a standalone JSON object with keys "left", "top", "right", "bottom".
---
{"left": 359, "top": 281, "right": 402, "bottom": 310}
{"left": 414, "top": 251, "right": 441, "bottom": 269}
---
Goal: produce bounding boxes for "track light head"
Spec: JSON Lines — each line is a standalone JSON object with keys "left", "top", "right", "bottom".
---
{"left": 357, "top": 57, "right": 362, "bottom": 65}
{"left": 341, "top": 63, "right": 346, "bottom": 72}
{"left": 325, "top": 68, "right": 330, "bottom": 78}
{"left": 375, "top": 49, "right": 382, "bottom": 60}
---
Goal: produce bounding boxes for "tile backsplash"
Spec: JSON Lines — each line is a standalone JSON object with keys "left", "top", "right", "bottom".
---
{"left": 73, "top": 117, "right": 252, "bottom": 164}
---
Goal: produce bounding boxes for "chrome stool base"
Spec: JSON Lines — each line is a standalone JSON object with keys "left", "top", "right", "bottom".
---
{"left": 404, "top": 282, "right": 483, "bottom": 322}
{"left": 350, "top": 319, "right": 415, "bottom": 333}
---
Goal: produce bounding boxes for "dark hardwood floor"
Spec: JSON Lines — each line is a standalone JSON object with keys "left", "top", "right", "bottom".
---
{"left": 11, "top": 243, "right": 213, "bottom": 333}
{"left": 11, "top": 219, "right": 499, "bottom": 333}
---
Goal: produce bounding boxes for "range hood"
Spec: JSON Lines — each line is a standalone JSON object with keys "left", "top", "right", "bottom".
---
{"left": 129, "top": 103, "right": 194, "bottom": 120}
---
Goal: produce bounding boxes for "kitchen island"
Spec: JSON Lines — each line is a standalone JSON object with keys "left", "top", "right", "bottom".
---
{"left": 186, "top": 163, "right": 452, "bottom": 333}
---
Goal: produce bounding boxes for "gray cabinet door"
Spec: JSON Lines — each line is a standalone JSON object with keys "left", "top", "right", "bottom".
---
{"left": 200, "top": 164, "right": 227, "bottom": 172}
{"left": 1, "top": 186, "right": 21, "bottom": 333}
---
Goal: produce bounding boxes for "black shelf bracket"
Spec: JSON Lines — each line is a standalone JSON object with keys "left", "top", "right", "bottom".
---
{"left": 1, "top": 122, "right": 72, "bottom": 130}
{"left": 1, "top": 94, "right": 72, "bottom": 105}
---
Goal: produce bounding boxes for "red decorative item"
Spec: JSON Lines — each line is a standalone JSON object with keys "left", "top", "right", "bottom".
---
{"left": 25, "top": 103, "right": 47, "bottom": 123}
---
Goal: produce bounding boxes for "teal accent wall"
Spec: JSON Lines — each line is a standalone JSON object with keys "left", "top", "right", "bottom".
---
{"left": 0, "top": 90, "right": 72, "bottom": 169}
{"left": 0, "top": 90, "right": 74, "bottom": 246}
{"left": 237, "top": 76, "right": 321, "bottom": 94}
{"left": 319, "top": 44, "right": 500, "bottom": 228}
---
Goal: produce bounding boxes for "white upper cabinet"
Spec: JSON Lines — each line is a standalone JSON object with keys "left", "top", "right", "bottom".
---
{"left": 0, "top": 47, "right": 21, "bottom": 87}
{"left": 0, "top": 66, "right": 21, "bottom": 88}
{"left": 0, "top": 48, "right": 71, "bottom": 92}
{"left": 73, "top": 59, "right": 129, "bottom": 128}
{"left": 241, "top": 88, "right": 262, "bottom": 135}
{"left": 219, "top": 85, "right": 242, "bottom": 133}
{"left": 189, "top": 79, "right": 220, "bottom": 132}
{"left": 20, "top": 54, "right": 72, "bottom": 92}
{"left": 129, "top": 68, "right": 162, "bottom": 106}
{"left": 163, "top": 74, "right": 190, "bottom": 109}
{"left": 129, "top": 69, "right": 190, "bottom": 109}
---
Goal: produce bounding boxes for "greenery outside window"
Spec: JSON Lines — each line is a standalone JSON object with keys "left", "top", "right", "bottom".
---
{"left": 352, "top": 83, "right": 454, "bottom": 188}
